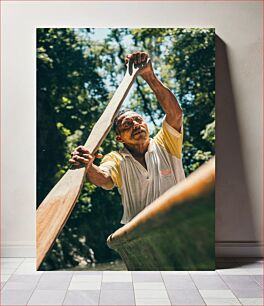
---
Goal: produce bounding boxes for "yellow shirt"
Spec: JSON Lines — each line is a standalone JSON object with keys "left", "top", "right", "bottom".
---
{"left": 99, "top": 119, "right": 185, "bottom": 224}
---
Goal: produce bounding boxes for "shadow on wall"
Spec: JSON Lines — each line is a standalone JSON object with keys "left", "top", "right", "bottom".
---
{"left": 215, "top": 36, "right": 257, "bottom": 256}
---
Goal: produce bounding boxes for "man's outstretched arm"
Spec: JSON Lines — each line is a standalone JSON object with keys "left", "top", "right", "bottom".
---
{"left": 69, "top": 146, "right": 113, "bottom": 187}
{"left": 126, "top": 52, "right": 183, "bottom": 132}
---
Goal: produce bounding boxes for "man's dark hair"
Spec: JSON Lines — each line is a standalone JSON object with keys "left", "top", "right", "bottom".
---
{"left": 113, "top": 108, "right": 132, "bottom": 133}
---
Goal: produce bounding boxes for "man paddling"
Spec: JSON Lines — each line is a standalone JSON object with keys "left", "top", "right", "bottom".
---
{"left": 69, "top": 51, "right": 185, "bottom": 224}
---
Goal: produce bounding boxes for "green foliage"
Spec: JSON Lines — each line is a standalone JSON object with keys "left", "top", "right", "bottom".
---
{"left": 37, "top": 28, "right": 215, "bottom": 270}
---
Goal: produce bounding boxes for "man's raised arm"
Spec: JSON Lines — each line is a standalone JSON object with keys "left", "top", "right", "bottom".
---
{"left": 126, "top": 52, "right": 183, "bottom": 132}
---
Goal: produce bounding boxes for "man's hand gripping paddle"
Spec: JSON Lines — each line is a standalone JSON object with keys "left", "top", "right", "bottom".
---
{"left": 36, "top": 58, "right": 149, "bottom": 269}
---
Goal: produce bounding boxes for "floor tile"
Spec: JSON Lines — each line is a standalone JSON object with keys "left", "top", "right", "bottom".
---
{"left": 14, "top": 262, "right": 38, "bottom": 274}
{"left": 217, "top": 268, "right": 249, "bottom": 275}
{"left": 68, "top": 281, "right": 101, "bottom": 290}
{"left": 239, "top": 298, "right": 264, "bottom": 305}
{"left": 23, "top": 258, "right": 37, "bottom": 263}
{"left": 203, "top": 297, "right": 241, "bottom": 305}
{"left": 63, "top": 290, "right": 100, "bottom": 305}
{"left": 252, "top": 275, "right": 263, "bottom": 287}
{"left": 1, "top": 267, "right": 18, "bottom": 274}
{"left": 199, "top": 289, "right": 237, "bottom": 298}
{"left": 231, "top": 287, "right": 263, "bottom": 298}
{"left": 37, "top": 279, "right": 72, "bottom": 291}
{"left": 220, "top": 275, "right": 261, "bottom": 289}
{"left": 1, "top": 262, "right": 22, "bottom": 269}
{"left": 73, "top": 271, "right": 103, "bottom": 275}
{"left": 191, "top": 275, "right": 229, "bottom": 290}
{"left": 37, "top": 272, "right": 72, "bottom": 290}
{"left": 135, "top": 289, "right": 169, "bottom": 299}
{"left": 102, "top": 271, "right": 132, "bottom": 282}
{"left": 135, "top": 298, "right": 171, "bottom": 305}
{"left": 27, "top": 289, "right": 66, "bottom": 305}
{"left": 1, "top": 275, "right": 11, "bottom": 282}
{"left": 189, "top": 271, "right": 218, "bottom": 276}
{"left": 134, "top": 282, "right": 166, "bottom": 290}
{"left": 0, "top": 256, "right": 263, "bottom": 306}
{"left": 71, "top": 274, "right": 101, "bottom": 282}
{"left": 101, "top": 281, "right": 133, "bottom": 290}
{"left": 3, "top": 280, "right": 38, "bottom": 290}
{"left": 167, "top": 289, "right": 205, "bottom": 305}
{"left": 132, "top": 271, "right": 163, "bottom": 282}
{"left": 245, "top": 268, "right": 263, "bottom": 275}
{"left": 99, "top": 289, "right": 135, "bottom": 305}
{"left": 41, "top": 271, "right": 73, "bottom": 275}
{"left": 103, "top": 271, "right": 132, "bottom": 275}
{"left": 8, "top": 274, "right": 41, "bottom": 283}
{"left": 161, "top": 271, "right": 189, "bottom": 275}
{"left": 1, "top": 288, "right": 33, "bottom": 305}
{"left": 162, "top": 274, "right": 196, "bottom": 289}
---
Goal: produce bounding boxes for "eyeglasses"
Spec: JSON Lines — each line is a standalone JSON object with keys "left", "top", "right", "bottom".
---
{"left": 118, "top": 116, "right": 143, "bottom": 131}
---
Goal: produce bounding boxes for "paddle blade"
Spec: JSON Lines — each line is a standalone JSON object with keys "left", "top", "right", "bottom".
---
{"left": 36, "top": 167, "right": 86, "bottom": 269}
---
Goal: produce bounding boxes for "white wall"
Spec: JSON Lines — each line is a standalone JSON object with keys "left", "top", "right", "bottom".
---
{"left": 1, "top": 1, "right": 262, "bottom": 257}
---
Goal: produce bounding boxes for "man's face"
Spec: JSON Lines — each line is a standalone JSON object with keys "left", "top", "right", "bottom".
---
{"left": 116, "top": 112, "right": 149, "bottom": 145}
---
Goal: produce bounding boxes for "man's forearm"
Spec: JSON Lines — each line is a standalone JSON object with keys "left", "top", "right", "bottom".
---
{"left": 142, "top": 73, "right": 182, "bottom": 131}
{"left": 86, "top": 164, "right": 112, "bottom": 187}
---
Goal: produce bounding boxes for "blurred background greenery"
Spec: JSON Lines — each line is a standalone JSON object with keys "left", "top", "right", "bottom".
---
{"left": 37, "top": 28, "right": 215, "bottom": 270}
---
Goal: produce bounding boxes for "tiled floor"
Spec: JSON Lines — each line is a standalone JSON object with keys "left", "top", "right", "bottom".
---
{"left": 0, "top": 258, "right": 263, "bottom": 305}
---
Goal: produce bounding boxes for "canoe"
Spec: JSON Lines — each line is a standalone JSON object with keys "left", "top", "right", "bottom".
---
{"left": 107, "top": 158, "right": 215, "bottom": 271}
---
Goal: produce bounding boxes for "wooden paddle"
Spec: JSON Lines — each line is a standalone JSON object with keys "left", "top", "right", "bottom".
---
{"left": 36, "top": 59, "right": 148, "bottom": 269}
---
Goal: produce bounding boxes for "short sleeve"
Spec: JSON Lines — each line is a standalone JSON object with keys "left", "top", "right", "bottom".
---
{"left": 153, "top": 117, "right": 183, "bottom": 159}
{"left": 99, "top": 152, "right": 122, "bottom": 190}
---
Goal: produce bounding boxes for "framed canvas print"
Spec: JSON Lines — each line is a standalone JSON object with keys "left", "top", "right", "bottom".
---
{"left": 36, "top": 28, "right": 215, "bottom": 271}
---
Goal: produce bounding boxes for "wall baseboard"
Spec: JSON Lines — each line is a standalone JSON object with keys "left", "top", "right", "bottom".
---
{"left": 216, "top": 242, "right": 263, "bottom": 258}
{"left": 1, "top": 241, "right": 263, "bottom": 258}
{"left": 1, "top": 241, "right": 36, "bottom": 257}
